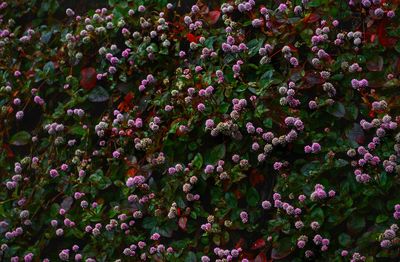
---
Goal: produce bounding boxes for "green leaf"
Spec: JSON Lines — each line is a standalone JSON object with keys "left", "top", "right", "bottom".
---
{"left": 327, "top": 102, "right": 345, "bottom": 118}
{"left": 346, "top": 123, "right": 365, "bottom": 145}
{"left": 334, "top": 159, "right": 349, "bottom": 168}
{"left": 247, "top": 37, "right": 265, "bottom": 57}
{"left": 142, "top": 217, "right": 157, "bottom": 230}
{"left": 395, "top": 41, "right": 400, "bottom": 53}
{"left": 271, "top": 237, "right": 293, "bottom": 259}
{"left": 338, "top": 233, "right": 352, "bottom": 247}
{"left": 246, "top": 187, "right": 260, "bottom": 207}
{"left": 192, "top": 153, "right": 203, "bottom": 170}
{"left": 263, "top": 118, "right": 273, "bottom": 129}
{"left": 260, "top": 69, "right": 274, "bottom": 81}
{"left": 88, "top": 86, "right": 110, "bottom": 102}
{"left": 347, "top": 215, "right": 365, "bottom": 233}
{"left": 9, "top": 131, "right": 31, "bottom": 146}
{"left": 185, "top": 251, "right": 197, "bottom": 262}
{"left": 48, "top": 0, "right": 59, "bottom": 14}
{"left": 225, "top": 192, "right": 237, "bottom": 208}
{"left": 375, "top": 214, "right": 388, "bottom": 224}
{"left": 219, "top": 102, "right": 230, "bottom": 113}
{"left": 346, "top": 104, "right": 359, "bottom": 120}
{"left": 300, "top": 160, "right": 320, "bottom": 176}
{"left": 158, "top": 220, "right": 177, "bottom": 238}
{"left": 311, "top": 207, "right": 324, "bottom": 222}
{"left": 308, "top": 0, "right": 323, "bottom": 7}
{"left": 40, "top": 31, "right": 52, "bottom": 43}
{"left": 43, "top": 61, "right": 55, "bottom": 74}
{"left": 69, "top": 126, "right": 86, "bottom": 136}
{"left": 89, "top": 169, "right": 112, "bottom": 190}
{"left": 205, "top": 144, "right": 226, "bottom": 164}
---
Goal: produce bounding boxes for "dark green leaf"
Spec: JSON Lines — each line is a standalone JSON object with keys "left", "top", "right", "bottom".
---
{"left": 246, "top": 187, "right": 260, "bottom": 207}
{"left": 185, "top": 251, "right": 197, "bottom": 262}
{"left": 327, "top": 102, "right": 345, "bottom": 118}
{"left": 192, "top": 153, "right": 203, "bottom": 169}
{"left": 88, "top": 86, "right": 110, "bottom": 102}
{"left": 338, "top": 233, "right": 352, "bottom": 247}
{"left": 247, "top": 37, "right": 265, "bottom": 57}
{"left": 9, "top": 131, "right": 31, "bottom": 146}
{"left": 205, "top": 144, "right": 226, "bottom": 164}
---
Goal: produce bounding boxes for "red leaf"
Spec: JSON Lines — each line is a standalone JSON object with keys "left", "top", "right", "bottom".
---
{"left": 370, "top": 34, "right": 376, "bottom": 43}
{"left": 304, "top": 71, "right": 324, "bottom": 86}
{"left": 234, "top": 189, "right": 242, "bottom": 199}
{"left": 369, "top": 110, "right": 375, "bottom": 118}
{"left": 207, "top": 10, "right": 221, "bottom": 25}
{"left": 127, "top": 168, "right": 138, "bottom": 177}
{"left": 366, "top": 56, "right": 383, "bottom": 72}
{"left": 377, "top": 21, "right": 397, "bottom": 47}
{"left": 2, "top": 143, "right": 14, "bottom": 158}
{"left": 288, "top": 44, "right": 298, "bottom": 52}
{"left": 80, "top": 67, "right": 97, "bottom": 90}
{"left": 186, "top": 33, "right": 200, "bottom": 43}
{"left": 249, "top": 169, "right": 265, "bottom": 187}
{"left": 396, "top": 57, "right": 400, "bottom": 74}
{"left": 178, "top": 217, "right": 187, "bottom": 230}
{"left": 251, "top": 238, "right": 266, "bottom": 250}
{"left": 118, "top": 92, "right": 135, "bottom": 112}
{"left": 303, "top": 13, "right": 320, "bottom": 24}
{"left": 254, "top": 252, "right": 267, "bottom": 262}
{"left": 235, "top": 238, "right": 246, "bottom": 249}
{"left": 124, "top": 92, "right": 134, "bottom": 103}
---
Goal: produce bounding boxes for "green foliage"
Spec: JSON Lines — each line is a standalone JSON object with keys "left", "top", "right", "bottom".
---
{"left": 1, "top": 0, "right": 400, "bottom": 261}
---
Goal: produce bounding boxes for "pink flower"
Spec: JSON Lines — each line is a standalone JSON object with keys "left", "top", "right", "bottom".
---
{"left": 240, "top": 211, "right": 248, "bottom": 223}
{"left": 273, "top": 162, "right": 283, "bottom": 170}
{"left": 278, "top": 4, "right": 287, "bottom": 12}
{"left": 150, "top": 233, "right": 160, "bottom": 240}
{"left": 197, "top": 103, "right": 205, "bottom": 112}
{"left": 261, "top": 200, "right": 272, "bottom": 209}
{"left": 112, "top": 150, "right": 120, "bottom": 158}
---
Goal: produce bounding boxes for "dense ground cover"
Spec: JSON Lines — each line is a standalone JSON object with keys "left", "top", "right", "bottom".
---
{"left": 1, "top": 0, "right": 400, "bottom": 261}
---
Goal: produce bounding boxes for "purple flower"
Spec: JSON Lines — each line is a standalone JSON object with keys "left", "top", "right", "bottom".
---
{"left": 150, "top": 232, "right": 160, "bottom": 240}
{"left": 168, "top": 167, "right": 176, "bottom": 175}
{"left": 374, "top": 8, "right": 384, "bottom": 17}
{"left": 273, "top": 162, "right": 283, "bottom": 170}
{"left": 380, "top": 240, "right": 391, "bottom": 248}
{"left": 311, "top": 142, "right": 321, "bottom": 153}
{"left": 261, "top": 200, "right": 272, "bottom": 209}
{"left": 66, "top": 8, "right": 75, "bottom": 17}
{"left": 387, "top": 10, "right": 395, "bottom": 18}
{"left": 59, "top": 249, "right": 70, "bottom": 261}
{"left": 126, "top": 176, "right": 145, "bottom": 187}
{"left": 204, "top": 165, "right": 214, "bottom": 174}
{"left": 240, "top": 211, "right": 248, "bottom": 223}
{"left": 197, "top": 103, "right": 205, "bottom": 112}
{"left": 112, "top": 150, "right": 120, "bottom": 158}
{"left": 290, "top": 57, "right": 299, "bottom": 67}
{"left": 205, "top": 119, "right": 214, "bottom": 129}
{"left": 297, "top": 240, "right": 306, "bottom": 248}
{"left": 252, "top": 19, "right": 262, "bottom": 27}
{"left": 16, "top": 111, "right": 24, "bottom": 120}
{"left": 108, "top": 66, "right": 117, "bottom": 74}
{"left": 49, "top": 169, "right": 59, "bottom": 178}
{"left": 278, "top": 4, "right": 287, "bottom": 12}
{"left": 304, "top": 145, "right": 312, "bottom": 153}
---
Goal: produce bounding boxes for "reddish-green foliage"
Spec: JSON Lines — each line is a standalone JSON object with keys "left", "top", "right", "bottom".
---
{"left": 1, "top": 0, "right": 400, "bottom": 261}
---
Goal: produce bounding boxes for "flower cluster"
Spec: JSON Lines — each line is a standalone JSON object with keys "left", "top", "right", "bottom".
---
{"left": 0, "top": 0, "right": 400, "bottom": 261}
